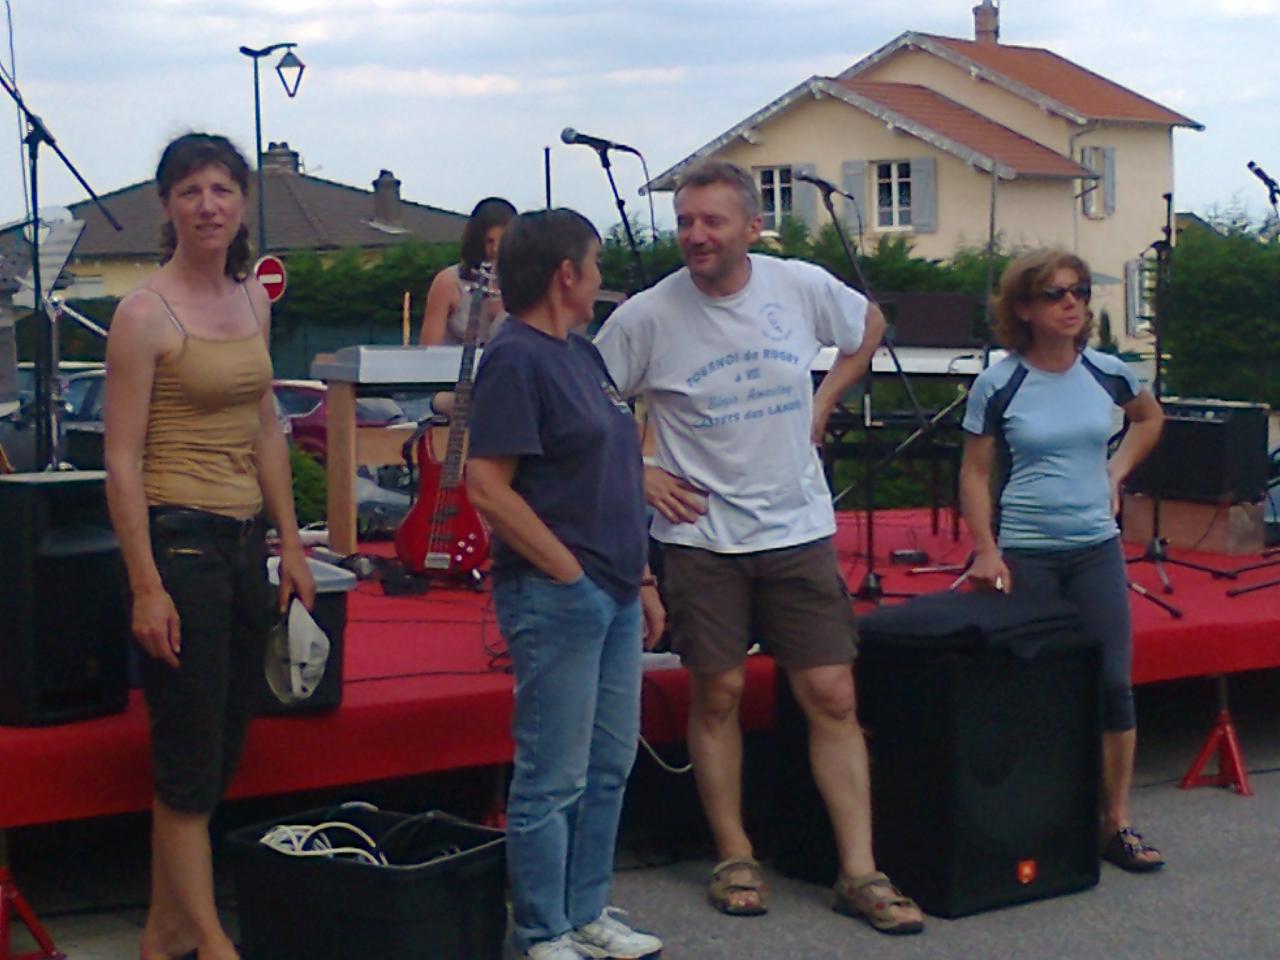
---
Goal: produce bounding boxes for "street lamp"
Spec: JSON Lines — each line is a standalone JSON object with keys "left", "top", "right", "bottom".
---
{"left": 238, "top": 42, "right": 305, "bottom": 257}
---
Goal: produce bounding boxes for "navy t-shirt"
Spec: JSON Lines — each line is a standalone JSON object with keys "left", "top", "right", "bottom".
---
{"left": 467, "top": 319, "right": 647, "bottom": 603}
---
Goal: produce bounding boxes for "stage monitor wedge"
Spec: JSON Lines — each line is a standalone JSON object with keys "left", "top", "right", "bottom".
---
{"left": 0, "top": 472, "right": 129, "bottom": 726}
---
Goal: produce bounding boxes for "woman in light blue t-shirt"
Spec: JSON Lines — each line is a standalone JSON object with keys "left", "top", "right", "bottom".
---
{"left": 959, "top": 249, "right": 1166, "bottom": 873}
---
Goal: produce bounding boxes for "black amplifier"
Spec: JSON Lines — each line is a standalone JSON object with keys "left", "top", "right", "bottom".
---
{"left": 1125, "top": 398, "right": 1270, "bottom": 504}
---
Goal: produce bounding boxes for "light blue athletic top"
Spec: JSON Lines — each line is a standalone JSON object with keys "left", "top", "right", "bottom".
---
{"left": 962, "top": 347, "right": 1141, "bottom": 549}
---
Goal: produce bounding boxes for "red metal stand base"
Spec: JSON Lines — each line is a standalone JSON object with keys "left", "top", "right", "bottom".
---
{"left": 0, "top": 867, "right": 65, "bottom": 960}
{"left": 1179, "top": 710, "right": 1254, "bottom": 796}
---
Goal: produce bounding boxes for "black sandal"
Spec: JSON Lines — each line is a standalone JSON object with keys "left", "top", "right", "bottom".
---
{"left": 1102, "top": 827, "right": 1164, "bottom": 873}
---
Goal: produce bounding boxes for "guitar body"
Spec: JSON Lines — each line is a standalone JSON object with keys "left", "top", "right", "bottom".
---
{"left": 395, "top": 262, "right": 496, "bottom": 579}
{"left": 394, "top": 431, "right": 490, "bottom": 576}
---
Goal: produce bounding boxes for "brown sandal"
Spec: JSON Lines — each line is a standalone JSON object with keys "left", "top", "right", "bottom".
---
{"left": 709, "top": 857, "right": 768, "bottom": 916}
{"left": 833, "top": 871, "right": 924, "bottom": 935}
{"left": 1101, "top": 827, "right": 1164, "bottom": 872}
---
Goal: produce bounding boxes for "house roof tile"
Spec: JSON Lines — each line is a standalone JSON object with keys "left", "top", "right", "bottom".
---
{"left": 839, "top": 80, "right": 1092, "bottom": 179}
{"left": 892, "top": 34, "right": 1201, "bottom": 128}
{"left": 44, "top": 169, "right": 466, "bottom": 260}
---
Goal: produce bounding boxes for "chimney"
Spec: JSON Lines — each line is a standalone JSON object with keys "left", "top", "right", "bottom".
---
{"left": 372, "top": 169, "right": 402, "bottom": 226}
{"left": 262, "top": 141, "right": 301, "bottom": 173}
{"left": 973, "top": 0, "right": 999, "bottom": 45}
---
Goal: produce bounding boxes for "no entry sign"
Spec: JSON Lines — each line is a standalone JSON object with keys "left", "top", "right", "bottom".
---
{"left": 254, "top": 255, "right": 288, "bottom": 302}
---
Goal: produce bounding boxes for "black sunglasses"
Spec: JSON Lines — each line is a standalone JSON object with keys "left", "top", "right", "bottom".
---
{"left": 1037, "top": 283, "right": 1091, "bottom": 303}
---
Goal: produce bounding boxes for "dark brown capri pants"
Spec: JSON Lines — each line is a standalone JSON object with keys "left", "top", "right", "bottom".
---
{"left": 661, "top": 536, "right": 858, "bottom": 676}
{"left": 139, "top": 506, "right": 272, "bottom": 814}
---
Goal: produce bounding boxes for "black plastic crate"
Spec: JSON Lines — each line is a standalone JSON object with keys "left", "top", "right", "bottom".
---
{"left": 225, "top": 803, "right": 506, "bottom": 960}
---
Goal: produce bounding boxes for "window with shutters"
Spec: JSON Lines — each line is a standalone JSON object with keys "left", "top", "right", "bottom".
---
{"left": 1081, "top": 146, "right": 1116, "bottom": 219}
{"left": 875, "top": 161, "right": 912, "bottom": 230}
{"left": 757, "top": 166, "right": 793, "bottom": 231}
{"left": 1125, "top": 257, "right": 1156, "bottom": 337}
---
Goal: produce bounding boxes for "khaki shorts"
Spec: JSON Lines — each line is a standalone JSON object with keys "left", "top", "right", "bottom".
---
{"left": 661, "top": 537, "right": 858, "bottom": 676}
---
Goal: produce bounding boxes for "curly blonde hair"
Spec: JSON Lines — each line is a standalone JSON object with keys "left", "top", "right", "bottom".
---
{"left": 990, "top": 249, "right": 1094, "bottom": 353}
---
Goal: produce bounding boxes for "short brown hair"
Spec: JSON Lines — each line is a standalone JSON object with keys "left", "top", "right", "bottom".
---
{"left": 674, "top": 160, "right": 761, "bottom": 220}
{"left": 991, "top": 249, "right": 1095, "bottom": 353}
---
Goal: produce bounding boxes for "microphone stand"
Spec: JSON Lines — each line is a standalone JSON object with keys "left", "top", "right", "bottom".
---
{"left": 0, "top": 69, "right": 121, "bottom": 471}
{"left": 588, "top": 145, "right": 648, "bottom": 293}
{"left": 1125, "top": 194, "right": 1232, "bottom": 614}
{"left": 808, "top": 180, "right": 930, "bottom": 603}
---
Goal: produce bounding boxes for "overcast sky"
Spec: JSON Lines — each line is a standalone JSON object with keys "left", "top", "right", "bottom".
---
{"left": 2, "top": 0, "right": 1277, "bottom": 242}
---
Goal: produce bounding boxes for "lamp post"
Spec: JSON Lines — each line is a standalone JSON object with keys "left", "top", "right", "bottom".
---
{"left": 238, "top": 43, "right": 305, "bottom": 257}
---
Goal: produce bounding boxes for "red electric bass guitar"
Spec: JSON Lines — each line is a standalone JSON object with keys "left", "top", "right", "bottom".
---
{"left": 394, "top": 264, "right": 494, "bottom": 579}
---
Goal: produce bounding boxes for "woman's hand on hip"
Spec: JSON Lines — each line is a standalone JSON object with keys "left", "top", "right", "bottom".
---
{"left": 132, "top": 586, "right": 182, "bottom": 669}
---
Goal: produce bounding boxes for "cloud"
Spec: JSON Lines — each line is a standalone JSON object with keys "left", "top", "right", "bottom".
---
{"left": 332, "top": 64, "right": 522, "bottom": 97}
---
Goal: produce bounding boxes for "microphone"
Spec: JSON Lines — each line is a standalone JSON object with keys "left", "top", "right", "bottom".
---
{"left": 560, "top": 128, "right": 640, "bottom": 155}
{"left": 1247, "top": 160, "right": 1280, "bottom": 193}
{"left": 794, "top": 170, "right": 850, "bottom": 200}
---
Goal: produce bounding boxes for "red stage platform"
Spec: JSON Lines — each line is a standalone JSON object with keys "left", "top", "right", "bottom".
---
{"left": 2, "top": 510, "right": 1277, "bottom": 829}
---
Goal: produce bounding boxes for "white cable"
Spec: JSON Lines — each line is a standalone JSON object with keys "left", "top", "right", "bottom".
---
{"left": 637, "top": 733, "right": 692, "bottom": 775}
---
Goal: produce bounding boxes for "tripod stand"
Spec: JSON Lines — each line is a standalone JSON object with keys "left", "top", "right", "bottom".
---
{"left": 805, "top": 177, "right": 931, "bottom": 602}
{"left": 1124, "top": 193, "right": 1233, "bottom": 614}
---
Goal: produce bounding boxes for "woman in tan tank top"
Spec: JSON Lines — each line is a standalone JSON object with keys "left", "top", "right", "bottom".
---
{"left": 104, "top": 132, "right": 315, "bottom": 960}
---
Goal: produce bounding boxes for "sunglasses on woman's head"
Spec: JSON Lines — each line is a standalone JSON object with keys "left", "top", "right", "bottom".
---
{"left": 1037, "top": 284, "right": 1091, "bottom": 303}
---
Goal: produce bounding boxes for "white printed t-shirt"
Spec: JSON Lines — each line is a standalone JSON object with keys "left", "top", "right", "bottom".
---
{"left": 594, "top": 253, "right": 868, "bottom": 553}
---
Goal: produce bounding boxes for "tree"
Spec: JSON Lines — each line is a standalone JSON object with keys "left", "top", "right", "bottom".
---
{"left": 1161, "top": 225, "right": 1280, "bottom": 409}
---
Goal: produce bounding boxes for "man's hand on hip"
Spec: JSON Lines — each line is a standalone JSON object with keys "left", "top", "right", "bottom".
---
{"left": 645, "top": 466, "right": 709, "bottom": 524}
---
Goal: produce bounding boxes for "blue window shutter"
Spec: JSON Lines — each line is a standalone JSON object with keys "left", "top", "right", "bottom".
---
{"left": 841, "top": 160, "right": 868, "bottom": 234}
{"left": 1103, "top": 147, "right": 1117, "bottom": 216}
{"left": 792, "top": 162, "right": 818, "bottom": 235}
{"left": 911, "top": 156, "right": 937, "bottom": 233}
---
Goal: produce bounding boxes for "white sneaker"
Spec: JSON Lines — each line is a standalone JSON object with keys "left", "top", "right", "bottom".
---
{"left": 571, "top": 907, "right": 662, "bottom": 959}
{"left": 526, "top": 934, "right": 587, "bottom": 960}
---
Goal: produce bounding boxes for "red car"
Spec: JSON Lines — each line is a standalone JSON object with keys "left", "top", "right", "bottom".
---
{"left": 273, "top": 379, "right": 406, "bottom": 463}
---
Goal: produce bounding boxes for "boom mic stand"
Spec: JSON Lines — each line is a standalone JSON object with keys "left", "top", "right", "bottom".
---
{"left": 587, "top": 145, "right": 648, "bottom": 293}
{"left": 0, "top": 69, "right": 120, "bottom": 471}
{"left": 1125, "top": 193, "right": 1232, "bottom": 613}
{"left": 1221, "top": 163, "right": 1280, "bottom": 598}
{"left": 806, "top": 177, "right": 931, "bottom": 602}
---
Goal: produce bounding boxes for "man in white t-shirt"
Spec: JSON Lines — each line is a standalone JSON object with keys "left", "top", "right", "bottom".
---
{"left": 595, "top": 161, "right": 923, "bottom": 934}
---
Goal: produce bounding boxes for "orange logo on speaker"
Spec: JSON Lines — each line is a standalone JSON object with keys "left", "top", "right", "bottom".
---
{"left": 1016, "top": 859, "right": 1038, "bottom": 885}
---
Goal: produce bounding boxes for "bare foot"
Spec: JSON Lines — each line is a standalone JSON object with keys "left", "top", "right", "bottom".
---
{"left": 194, "top": 934, "right": 240, "bottom": 960}
{"left": 140, "top": 929, "right": 197, "bottom": 960}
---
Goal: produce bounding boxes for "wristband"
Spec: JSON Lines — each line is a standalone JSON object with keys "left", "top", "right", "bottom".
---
{"left": 640, "top": 577, "right": 658, "bottom": 587}
{"left": 642, "top": 456, "right": 660, "bottom": 468}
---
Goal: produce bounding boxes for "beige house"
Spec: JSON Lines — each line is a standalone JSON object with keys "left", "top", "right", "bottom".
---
{"left": 648, "top": 1, "right": 1202, "bottom": 353}
{"left": 9, "top": 142, "right": 467, "bottom": 301}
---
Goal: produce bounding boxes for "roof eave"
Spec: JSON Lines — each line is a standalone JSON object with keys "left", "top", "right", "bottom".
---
{"left": 643, "top": 76, "right": 825, "bottom": 194}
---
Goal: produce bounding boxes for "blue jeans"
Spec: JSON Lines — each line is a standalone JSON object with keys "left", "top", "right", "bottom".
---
{"left": 493, "top": 572, "right": 643, "bottom": 951}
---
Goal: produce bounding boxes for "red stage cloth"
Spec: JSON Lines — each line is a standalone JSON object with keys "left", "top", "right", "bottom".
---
{"left": 2, "top": 510, "right": 1276, "bottom": 829}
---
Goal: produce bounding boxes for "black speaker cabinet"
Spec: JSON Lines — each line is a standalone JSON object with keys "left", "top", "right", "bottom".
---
{"left": 773, "top": 592, "right": 1101, "bottom": 918}
{"left": 0, "top": 472, "right": 129, "bottom": 725}
{"left": 1126, "top": 399, "right": 1269, "bottom": 504}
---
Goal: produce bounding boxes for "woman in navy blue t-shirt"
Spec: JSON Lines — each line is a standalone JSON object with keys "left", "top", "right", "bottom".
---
{"left": 959, "top": 249, "right": 1166, "bottom": 873}
{"left": 466, "top": 209, "right": 665, "bottom": 960}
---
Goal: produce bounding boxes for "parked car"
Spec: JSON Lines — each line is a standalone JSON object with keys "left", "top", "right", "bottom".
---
{"left": 273, "top": 379, "right": 406, "bottom": 463}
{"left": 1, "top": 362, "right": 105, "bottom": 471}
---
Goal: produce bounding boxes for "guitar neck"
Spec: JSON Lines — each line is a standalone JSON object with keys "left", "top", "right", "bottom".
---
{"left": 437, "top": 267, "right": 491, "bottom": 488}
